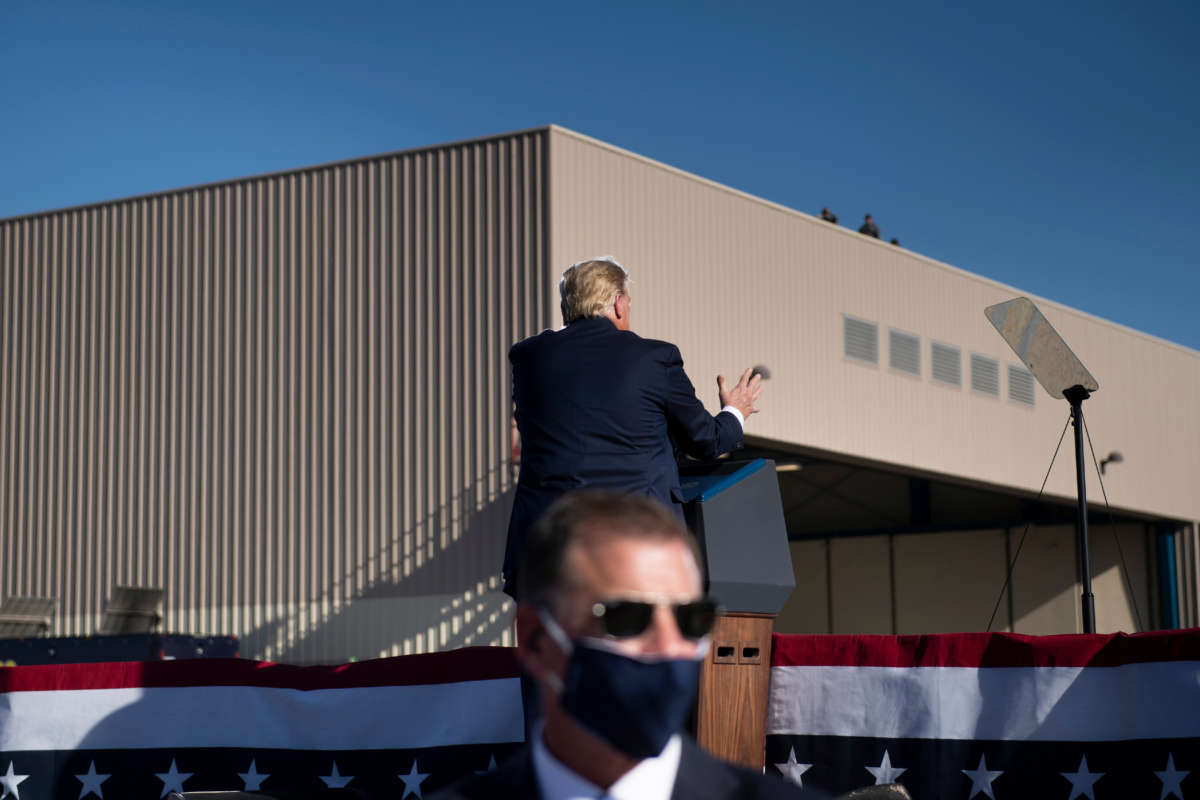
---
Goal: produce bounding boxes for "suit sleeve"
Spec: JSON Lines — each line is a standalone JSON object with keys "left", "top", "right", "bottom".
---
{"left": 661, "top": 344, "right": 744, "bottom": 459}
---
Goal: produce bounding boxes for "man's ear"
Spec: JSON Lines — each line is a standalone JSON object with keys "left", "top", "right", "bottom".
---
{"left": 515, "top": 603, "right": 551, "bottom": 679}
{"left": 516, "top": 604, "right": 542, "bottom": 650}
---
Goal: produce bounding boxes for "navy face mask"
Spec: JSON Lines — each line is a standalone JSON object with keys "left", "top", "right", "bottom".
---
{"left": 539, "top": 609, "right": 706, "bottom": 760}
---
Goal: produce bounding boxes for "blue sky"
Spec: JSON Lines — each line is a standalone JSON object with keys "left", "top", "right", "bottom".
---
{"left": 3, "top": 1, "right": 1197, "bottom": 351}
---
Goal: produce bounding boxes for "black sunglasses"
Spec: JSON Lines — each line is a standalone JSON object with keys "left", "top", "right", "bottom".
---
{"left": 589, "top": 598, "right": 720, "bottom": 640}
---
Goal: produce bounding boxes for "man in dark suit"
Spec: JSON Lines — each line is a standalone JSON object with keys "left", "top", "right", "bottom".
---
{"left": 502, "top": 256, "right": 763, "bottom": 597}
{"left": 434, "top": 491, "right": 825, "bottom": 800}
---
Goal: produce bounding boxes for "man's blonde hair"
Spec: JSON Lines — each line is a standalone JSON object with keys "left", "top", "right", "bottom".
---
{"left": 559, "top": 257, "right": 629, "bottom": 324}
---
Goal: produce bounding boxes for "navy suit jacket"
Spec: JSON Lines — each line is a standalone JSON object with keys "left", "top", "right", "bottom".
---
{"left": 430, "top": 736, "right": 827, "bottom": 799}
{"left": 503, "top": 317, "right": 743, "bottom": 591}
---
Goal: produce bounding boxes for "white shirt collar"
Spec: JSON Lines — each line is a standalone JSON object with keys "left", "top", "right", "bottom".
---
{"left": 530, "top": 722, "right": 682, "bottom": 800}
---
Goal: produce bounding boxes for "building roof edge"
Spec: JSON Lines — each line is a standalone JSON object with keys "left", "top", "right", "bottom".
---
{"left": 548, "top": 126, "right": 1200, "bottom": 359}
{"left": 0, "top": 125, "right": 556, "bottom": 225}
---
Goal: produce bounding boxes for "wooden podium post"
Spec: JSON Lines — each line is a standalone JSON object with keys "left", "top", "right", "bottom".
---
{"left": 679, "top": 458, "right": 795, "bottom": 772}
{"left": 695, "top": 612, "right": 775, "bottom": 769}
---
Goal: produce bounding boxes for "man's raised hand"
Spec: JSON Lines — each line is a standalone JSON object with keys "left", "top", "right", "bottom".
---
{"left": 717, "top": 367, "right": 764, "bottom": 419}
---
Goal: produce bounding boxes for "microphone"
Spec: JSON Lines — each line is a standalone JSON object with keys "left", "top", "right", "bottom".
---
{"left": 751, "top": 364, "right": 772, "bottom": 381}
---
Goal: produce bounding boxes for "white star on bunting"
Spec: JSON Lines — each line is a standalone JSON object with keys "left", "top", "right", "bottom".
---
{"left": 398, "top": 760, "right": 429, "bottom": 799}
{"left": 238, "top": 760, "right": 269, "bottom": 792}
{"left": 154, "top": 759, "right": 193, "bottom": 799}
{"left": 1154, "top": 753, "right": 1189, "bottom": 800}
{"left": 475, "top": 755, "right": 498, "bottom": 776}
{"left": 1060, "top": 755, "right": 1104, "bottom": 800}
{"left": 75, "top": 761, "right": 111, "bottom": 800}
{"left": 773, "top": 747, "right": 813, "bottom": 787}
{"left": 865, "top": 750, "right": 906, "bottom": 785}
{"left": 320, "top": 763, "right": 353, "bottom": 789}
{"left": 0, "top": 762, "right": 30, "bottom": 800}
{"left": 961, "top": 754, "right": 1003, "bottom": 799}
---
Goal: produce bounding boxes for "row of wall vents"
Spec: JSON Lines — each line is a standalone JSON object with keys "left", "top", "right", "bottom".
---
{"left": 843, "top": 315, "right": 1036, "bottom": 406}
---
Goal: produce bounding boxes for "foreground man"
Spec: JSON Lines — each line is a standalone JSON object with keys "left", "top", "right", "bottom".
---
{"left": 436, "top": 491, "right": 825, "bottom": 799}
{"left": 502, "top": 256, "right": 763, "bottom": 597}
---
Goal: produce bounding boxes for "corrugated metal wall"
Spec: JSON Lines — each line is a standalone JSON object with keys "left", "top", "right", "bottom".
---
{"left": 1178, "top": 523, "right": 1199, "bottom": 628}
{"left": 0, "top": 128, "right": 550, "bottom": 662}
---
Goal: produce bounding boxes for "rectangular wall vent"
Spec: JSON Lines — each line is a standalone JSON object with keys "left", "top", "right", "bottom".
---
{"left": 971, "top": 354, "right": 1000, "bottom": 396}
{"left": 931, "top": 342, "right": 961, "bottom": 386}
{"left": 1008, "top": 364, "right": 1036, "bottom": 406}
{"left": 889, "top": 330, "right": 921, "bottom": 375}
{"left": 844, "top": 316, "right": 878, "bottom": 364}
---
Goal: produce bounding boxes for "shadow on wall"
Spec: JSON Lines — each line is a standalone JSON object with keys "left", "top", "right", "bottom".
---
{"left": 240, "top": 480, "right": 517, "bottom": 664}
{"left": 778, "top": 521, "right": 1152, "bottom": 637}
{"left": 1008, "top": 522, "right": 1151, "bottom": 635}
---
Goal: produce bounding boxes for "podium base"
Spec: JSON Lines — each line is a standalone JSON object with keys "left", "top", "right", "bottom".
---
{"left": 694, "top": 611, "right": 774, "bottom": 769}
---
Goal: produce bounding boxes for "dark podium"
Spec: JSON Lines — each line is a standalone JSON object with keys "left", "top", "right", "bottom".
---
{"left": 679, "top": 458, "right": 794, "bottom": 769}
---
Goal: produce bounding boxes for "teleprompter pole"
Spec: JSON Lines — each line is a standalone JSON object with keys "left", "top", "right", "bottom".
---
{"left": 1065, "top": 385, "right": 1096, "bottom": 634}
{"left": 986, "top": 298, "right": 1102, "bottom": 633}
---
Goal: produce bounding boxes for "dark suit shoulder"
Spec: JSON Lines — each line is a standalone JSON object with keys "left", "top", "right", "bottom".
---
{"left": 577, "top": 322, "right": 662, "bottom": 351}
{"left": 613, "top": 333, "right": 682, "bottom": 366}
{"left": 625, "top": 332, "right": 678, "bottom": 353}
{"left": 509, "top": 327, "right": 558, "bottom": 359}
{"left": 672, "top": 738, "right": 828, "bottom": 800}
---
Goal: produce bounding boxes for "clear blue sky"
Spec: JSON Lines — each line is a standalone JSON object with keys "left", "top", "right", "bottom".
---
{"left": 3, "top": 1, "right": 1197, "bottom": 351}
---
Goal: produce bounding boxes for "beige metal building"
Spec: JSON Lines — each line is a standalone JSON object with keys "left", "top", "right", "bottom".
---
{"left": 2, "top": 126, "right": 1197, "bottom": 663}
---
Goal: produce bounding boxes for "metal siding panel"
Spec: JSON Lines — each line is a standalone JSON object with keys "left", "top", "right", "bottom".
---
{"left": 1091, "top": 523, "right": 1150, "bottom": 633}
{"left": 32, "top": 217, "right": 48, "bottom": 599}
{"left": 1, "top": 224, "right": 11, "bottom": 600}
{"left": 0, "top": 129, "right": 546, "bottom": 661}
{"left": 1182, "top": 524, "right": 1199, "bottom": 628}
{"left": 17, "top": 220, "right": 30, "bottom": 594}
{"left": 893, "top": 530, "right": 1010, "bottom": 634}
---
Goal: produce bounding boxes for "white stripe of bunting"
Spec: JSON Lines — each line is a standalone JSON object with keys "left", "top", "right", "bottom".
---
{"left": 767, "top": 662, "right": 1200, "bottom": 742}
{"left": 0, "top": 677, "right": 523, "bottom": 752}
